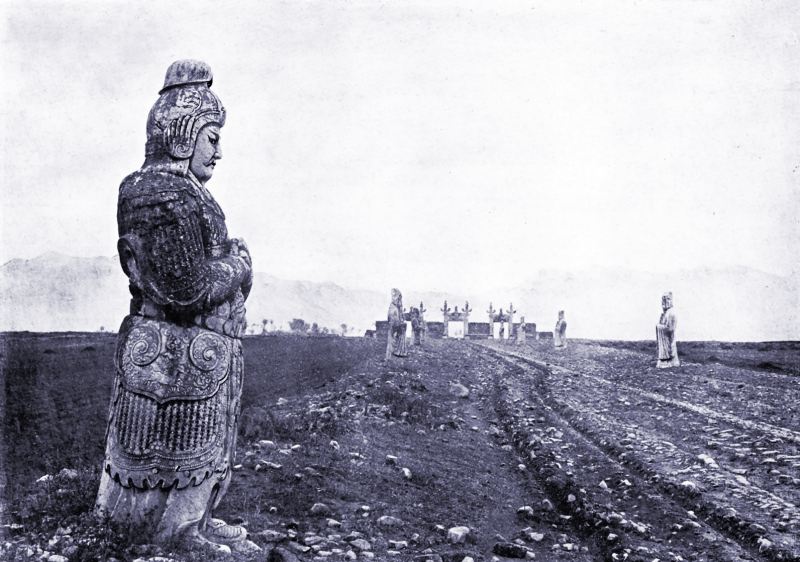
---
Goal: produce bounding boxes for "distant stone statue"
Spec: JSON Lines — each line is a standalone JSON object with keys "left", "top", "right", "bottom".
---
{"left": 95, "top": 61, "right": 257, "bottom": 554}
{"left": 516, "top": 316, "right": 527, "bottom": 345}
{"left": 656, "top": 292, "right": 680, "bottom": 368}
{"left": 554, "top": 310, "right": 567, "bottom": 348}
{"left": 418, "top": 301, "right": 428, "bottom": 344}
{"left": 386, "top": 288, "right": 408, "bottom": 360}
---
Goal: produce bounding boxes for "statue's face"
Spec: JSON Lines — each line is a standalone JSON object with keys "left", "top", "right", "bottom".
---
{"left": 190, "top": 124, "right": 222, "bottom": 184}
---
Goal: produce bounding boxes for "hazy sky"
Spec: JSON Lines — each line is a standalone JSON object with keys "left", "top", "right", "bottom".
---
{"left": 2, "top": 1, "right": 798, "bottom": 295}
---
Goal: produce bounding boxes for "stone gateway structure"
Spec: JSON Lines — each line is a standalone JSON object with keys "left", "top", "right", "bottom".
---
{"left": 95, "top": 60, "right": 258, "bottom": 554}
{"left": 656, "top": 292, "right": 680, "bottom": 368}
{"left": 375, "top": 301, "right": 536, "bottom": 341}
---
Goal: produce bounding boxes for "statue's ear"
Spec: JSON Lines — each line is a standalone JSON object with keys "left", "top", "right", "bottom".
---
{"left": 118, "top": 235, "right": 143, "bottom": 288}
{"left": 163, "top": 114, "right": 196, "bottom": 159}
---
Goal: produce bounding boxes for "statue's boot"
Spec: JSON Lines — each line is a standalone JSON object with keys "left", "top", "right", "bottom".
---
{"left": 182, "top": 526, "right": 232, "bottom": 556}
{"left": 205, "top": 518, "right": 261, "bottom": 554}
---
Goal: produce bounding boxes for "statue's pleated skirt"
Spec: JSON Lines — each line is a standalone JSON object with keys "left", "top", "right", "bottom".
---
{"left": 95, "top": 339, "right": 243, "bottom": 541}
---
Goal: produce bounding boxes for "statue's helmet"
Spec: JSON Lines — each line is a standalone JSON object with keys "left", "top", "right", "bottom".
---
{"left": 145, "top": 60, "right": 226, "bottom": 162}
{"left": 391, "top": 288, "right": 402, "bottom": 304}
{"left": 661, "top": 292, "right": 673, "bottom": 308}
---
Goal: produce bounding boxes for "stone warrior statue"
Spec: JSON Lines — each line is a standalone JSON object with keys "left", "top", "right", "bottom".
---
{"left": 516, "top": 316, "right": 527, "bottom": 345}
{"left": 410, "top": 307, "right": 426, "bottom": 346}
{"left": 554, "top": 310, "right": 567, "bottom": 349}
{"left": 95, "top": 60, "right": 258, "bottom": 554}
{"left": 386, "top": 288, "right": 408, "bottom": 360}
{"left": 656, "top": 292, "right": 680, "bottom": 368}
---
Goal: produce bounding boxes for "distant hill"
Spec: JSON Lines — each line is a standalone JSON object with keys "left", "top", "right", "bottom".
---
{"left": 0, "top": 254, "right": 459, "bottom": 336}
{"left": 1, "top": 254, "right": 797, "bottom": 340}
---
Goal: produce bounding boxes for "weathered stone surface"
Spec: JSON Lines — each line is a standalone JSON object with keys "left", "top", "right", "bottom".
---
{"left": 94, "top": 59, "right": 254, "bottom": 553}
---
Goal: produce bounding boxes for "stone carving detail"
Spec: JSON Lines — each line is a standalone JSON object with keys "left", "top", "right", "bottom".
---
{"left": 95, "top": 60, "right": 257, "bottom": 554}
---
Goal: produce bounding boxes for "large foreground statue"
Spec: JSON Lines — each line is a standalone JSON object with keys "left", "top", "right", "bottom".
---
{"left": 385, "top": 288, "right": 408, "bottom": 360}
{"left": 95, "top": 60, "right": 257, "bottom": 554}
{"left": 656, "top": 292, "right": 680, "bottom": 368}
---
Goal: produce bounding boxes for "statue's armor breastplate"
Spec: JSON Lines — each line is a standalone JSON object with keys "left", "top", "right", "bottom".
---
{"left": 107, "top": 169, "right": 246, "bottom": 489}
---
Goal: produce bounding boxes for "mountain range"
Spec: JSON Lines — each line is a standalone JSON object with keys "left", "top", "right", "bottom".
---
{"left": 1, "top": 253, "right": 797, "bottom": 341}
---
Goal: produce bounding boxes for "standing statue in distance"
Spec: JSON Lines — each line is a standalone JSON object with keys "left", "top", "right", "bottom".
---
{"left": 94, "top": 60, "right": 258, "bottom": 554}
{"left": 656, "top": 292, "right": 680, "bottom": 368}
{"left": 410, "top": 307, "right": 423, "bottom": 346}
{"left": 516, "top": 316, "right": 527, "bottom": 345}
{"left": 418, "top": 301, "right": 428, "bottom": 345}
{"left": 554, "top": 310, "right": 568, "bottom": 349}
{"left": 386, "top": 288, "right": 408, "bottom": 360}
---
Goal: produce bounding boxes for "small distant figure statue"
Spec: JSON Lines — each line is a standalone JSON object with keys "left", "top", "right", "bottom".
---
{"left": 410, "top": 307, "right": 422, "bottom": 346}
{"left": 656, "top": 292, "right": 680, "bottom": 368}
{"left": 418, "top": 301, "right": 427, "bottom": 345}
{"left": 554, "top": 310, "right": 567, "bottom": 349}
{"left": 516, "top": 316, "right": 527, "bottom": 345}
{"left": 386, "top": 288, "right": 408, "bottom": 360}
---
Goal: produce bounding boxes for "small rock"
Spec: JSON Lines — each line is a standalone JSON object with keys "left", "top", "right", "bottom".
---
{"left": 36, "top": 474, "right": 53, "bottom": 484}
{"left": 258, "top": 439, "right": 277, "bottom": 449}
{"left": 599, "top": 480, "right": 609, "bottom": 490}
{"left": 330, "top": 440, "right": 340, "bottom": 450}
{"left": 447, "top": 526, "right": 470, "bottom": 544}
{"left": 277, "top": 397, "right": 288, "bottom": 405}
{"left": 698, "top": 454, "right": 719, "bottom": 468}
{"left": 269, "top": 546, "right": 301, "bottom": 562}
{"left": 47, "top": 556, "right": 68, "bottom": 562}
{"left": 401, "top": 467, "right": 413, "bottom": 480}
{"left": 350, "top": 538, "right": 371, "bottom": 551}
{"left": 288, "top": 542, "right": 311, "bottom": 553}
{"left": 517, "top": 506, "right": 535, "bottom": 518}
{"left": 303, "top": 535, "right": 324, "bottom": 546}
{"left": 450, "top": 383, "right": 470, "bottom": 398}
{"left": 58, "top": 468, "right": 78, "bottom": 480}
{"left": 386, "top": 455, "right": 398, "bottom": 465}
{"left": 388, "top": 540, "right": 408, "bottom": 549}
{"left": 310, "top": 503, "right": 332, "bottom": 516}
{"left": 326, "top": 519, "right": 341, "bottom": 528}
{"left": 493, "top": 542, "right": 529, "bottom": 558}
{"left": 258, "top": 530, "right": 288, "bottom": 542}
{"left": 377, "top": 515, "right": 404, "bottom": 527}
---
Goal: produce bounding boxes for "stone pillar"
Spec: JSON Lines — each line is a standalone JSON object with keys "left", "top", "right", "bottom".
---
{"left": 507, "top": 302, "right": 516, "bottom": 340}
{"left": 486, "top": 302, "right": 496, "bottom": 339}
{"left": 441, "top": 300, "right": 451, "bottom": 339}
{"left": 463, "top": 301, "right": 472, "bottom": 338}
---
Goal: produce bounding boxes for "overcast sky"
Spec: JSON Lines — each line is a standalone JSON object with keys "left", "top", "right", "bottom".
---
{"left": 1, "top": 1, "right": 798, "bottom": 295}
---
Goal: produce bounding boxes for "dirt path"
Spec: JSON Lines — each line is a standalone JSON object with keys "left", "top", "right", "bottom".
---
{"left": 221, "top": 339, "right": 599, "bottom": 561}
{"left": 479, "top": 340, "right": 800, "bottom": 561}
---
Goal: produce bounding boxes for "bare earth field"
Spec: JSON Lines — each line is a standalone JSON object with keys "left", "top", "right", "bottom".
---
{"left": 0, "top": 333, "right": 798, "bottom": 562}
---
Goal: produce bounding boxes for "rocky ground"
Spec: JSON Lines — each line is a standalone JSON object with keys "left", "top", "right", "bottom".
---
{"left": 1, "top": 333, "right": 798, "bottom": 561}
